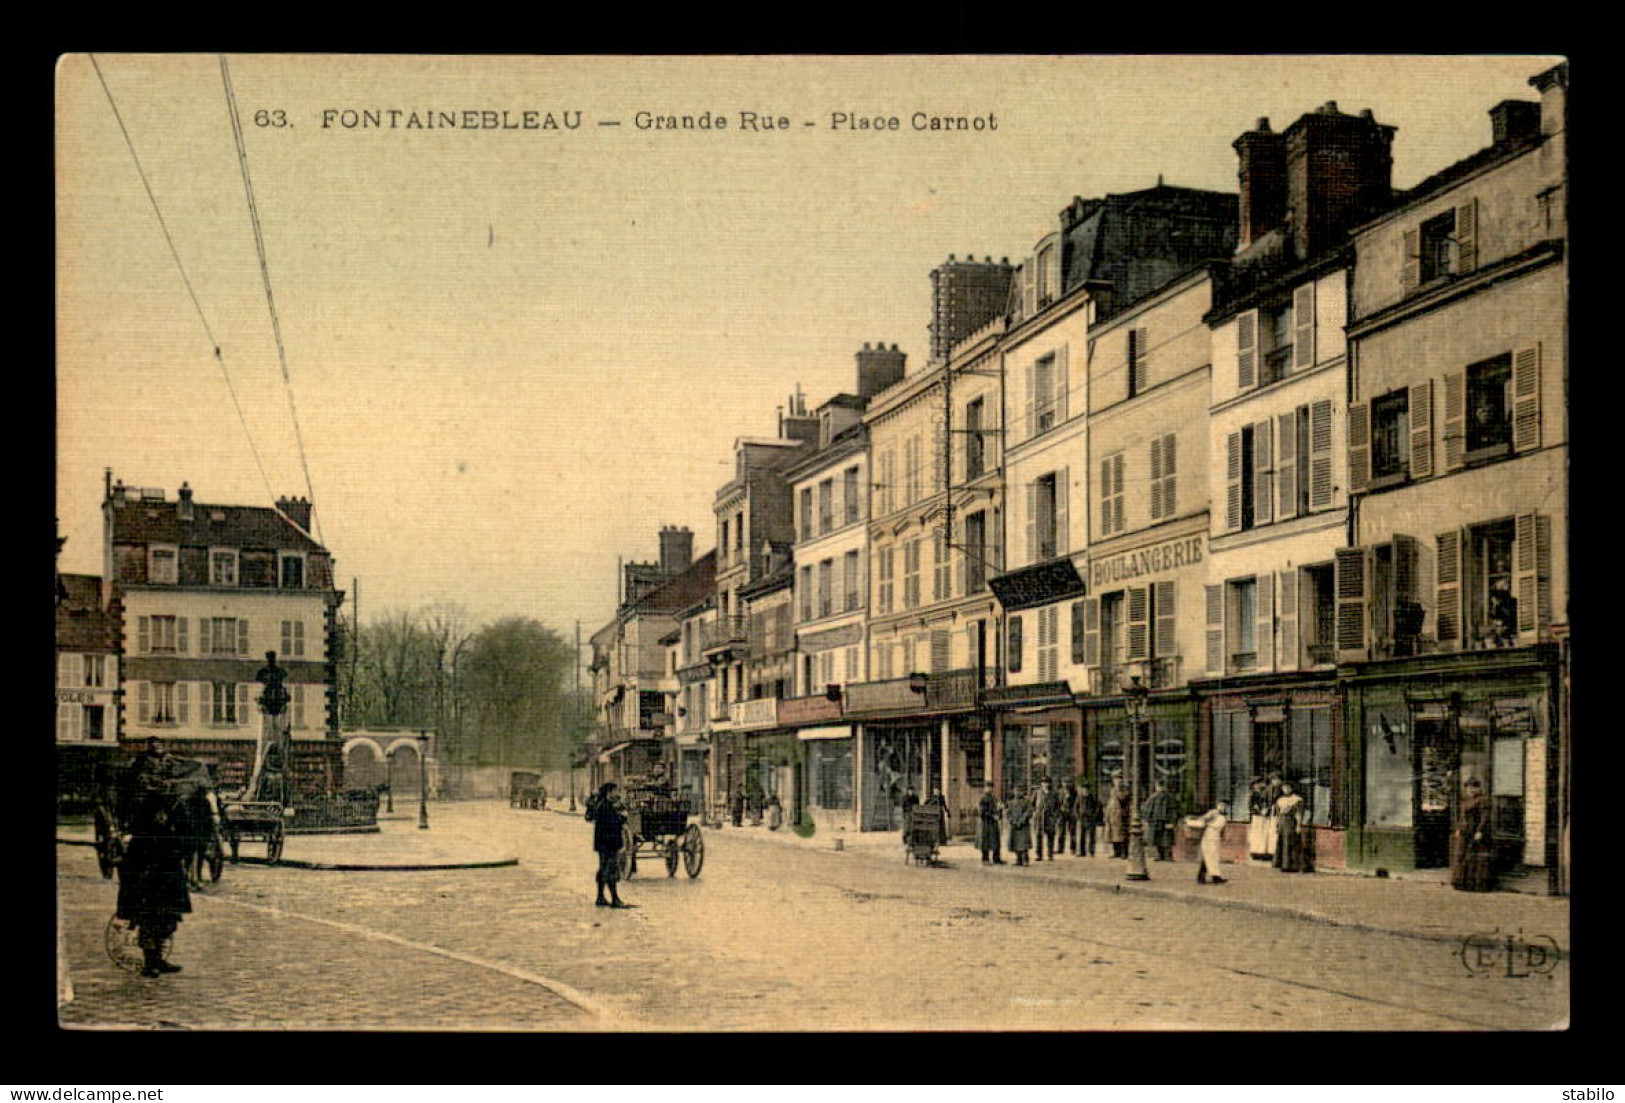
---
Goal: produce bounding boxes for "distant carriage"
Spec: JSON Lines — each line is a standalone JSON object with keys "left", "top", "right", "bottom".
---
{"left": 510, "top": 771, "right": 546, "bottom": 810}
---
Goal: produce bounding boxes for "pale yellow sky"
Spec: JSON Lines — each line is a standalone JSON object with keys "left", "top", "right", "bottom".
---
{"left": 55, "top": 53, "right": 1561, "bottom": 639}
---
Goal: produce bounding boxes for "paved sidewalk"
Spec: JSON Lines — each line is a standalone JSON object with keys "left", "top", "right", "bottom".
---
{"left": 711, "top": 818, "right": 1571, "bottom": 951}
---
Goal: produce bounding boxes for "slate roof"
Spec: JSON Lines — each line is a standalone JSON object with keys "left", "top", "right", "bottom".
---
{"left": 56, "top": 574, "right": 113, "bottom": 652}
{"left": 107, "top": 496, "right": 326, "bottom": 553}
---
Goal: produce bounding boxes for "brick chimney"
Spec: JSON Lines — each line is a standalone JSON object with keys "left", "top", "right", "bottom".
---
{"left": 1530, "top": 63, "right": 1567, "bottom": 137}
{"left": 176, "top": 482, "right": 195, "bottom": 522}
{"left": 1489, "top": 99, "right": 1542, "bottom": 147}
{"left": 659, "top": 525, "right": 694, "bottom": 575}
{"left": 856, "top": 341, "right": 907, "bottom": 398}
{"left": 1234, "top": 117, "right": 1288, "bottom": 249}
{"left": 276, "top": 496, "right": 313, "bottom": 531}
{"left": 1282, "top": 102, "right": 1396, "bottom": 261}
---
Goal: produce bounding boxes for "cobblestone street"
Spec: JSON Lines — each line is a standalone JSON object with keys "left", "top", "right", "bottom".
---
{"left": 58, "top": 802, "right": 1568, "bottom": 1031}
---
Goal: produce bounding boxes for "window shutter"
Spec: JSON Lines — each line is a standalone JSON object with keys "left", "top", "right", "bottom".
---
{"left": 1436, "top": 530, "right": 1462, "bottom": 648}
{"left": 1055, "top": 345, "right": 1069, "bottom": 422}
{"left": 1409, "top": 380, "right": 1434, "bottom": 479}
{"left": 1071, "top": 600, "right": 1086, "bottom": 664}
{"left": 57, "top": 653, "right": 74, "bottom": 686}
{"left": 1083, "top": 597, "right": 1100, "bottom": 667}
{"left": 931, "top": 629, "right": 950, "bottom": 675}
{"left": 1347, "top": 402, "right": 1371, "bottom": 493}
{"left": 1153, "top": 581, "right": 1176, "bottom": 661}
{"left": 1393, "top": 533, "right": 1420, "bottom": 616}
{"left": 1008, "top": 615, "right": 1024, "bottom": 674}
{"left": 1293, "top": 282, "right": 1316, "bottom": 370}
{"left": 1278, "top": 569, "right": 1299, "bottom": 672}
{"left": 1099, "top": 456, "right": 1114, "bottom": 536}
{"left": 1055, "top": 468, "right": 1069, "bottom": 557}
{"left": 1040, "top": 607, "right": 1058, "bottom": 682}
{"left": 138, "top": 616, "right": 150, "bottom": 654}
{"left": 1253, "top": 418, "right": 1275, "bottom": 524}
{"left": 1133, "top": 327, "right": 1149, "bottom": 395}
{"left": 1149, "top": 437, "right": 1163, "bottom": 520}
{"left": 200, "top": 617, "right": 212, "bottom": 654}
{"left": 1309, "top": 400, "right": 1334, "bottom": 510}
{"left": 1513, "top": 344, "right": 1542, "bottom": 452}
{"left": 1334, "top": 547, "right": 1369, "bottom": 662}
{"left": 281, "top": 620, "right": 292, "bottom": 656}
{"left": 1225, "top": 431, "right": 1242, "bottom": 531}
{"left": 1162, "top": 435, "right": 1177, "bottom": 521}
{"left": 138, "top": 682, "right": 150, "bottom": 724}
{"left": 1515, "top": 513, "right": 1552, "bottom": 643}
{"left": 1025, "top": 481, "right": 1038, "bottom": 565}
{"left": 239, "top": 684, "right": 250, "bottom": 726}
{"left": 1126, "top": 586, "right": 1150, "bottom": 662}
{"left": 238, "top": 619, "right": 249, "bottom": 656}
{"left": 1276, "top": 412, "right": 1298, "bottom": 519}
{"left": 1402, "top": 226, "right": 1421, "bottom": 293}
{"left": 1025, "top": 361, "right": 1037, "bottom": 442}
{"left": 1443, "top": 371, "right": 1467, "bottom": 470}
{"left": 176, "top": 617, "right": 188, "bottom": 654}
{"left": 1205, "top": 584, "right": 1223, "bottom": 676}
{"left": 1237, "top": 310, "right": 1257, "bottom": 391}
{"left": 1455, "top": 198, "right": 1478, "bottom": 274}
{"left": 58, "top": 702, "right": 74, "bottom": 742}
{"left": 177, "top": 682, "right": 188, "bottom": 725}
{"left": 1256, "top": 572, "right": 1276, "bottom": 670}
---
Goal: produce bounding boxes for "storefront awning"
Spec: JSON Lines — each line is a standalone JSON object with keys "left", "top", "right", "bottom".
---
{"left": 796, "top": 725, "right": 853, "bottom": 741}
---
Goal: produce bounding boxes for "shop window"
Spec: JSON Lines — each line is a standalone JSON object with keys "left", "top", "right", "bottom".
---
{"left": 812, "top": 739, "right": 854, "bottom": 809}
{"left": 1370, "top": 391, "right": 1409, "bottom": 483}
{"left": 1363, "top": 708, "right": 1413, "bottom": 828}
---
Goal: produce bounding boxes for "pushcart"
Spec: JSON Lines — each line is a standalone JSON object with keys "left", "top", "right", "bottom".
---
{"left": 905, "top": 807, "right": 944, "bottom": 866}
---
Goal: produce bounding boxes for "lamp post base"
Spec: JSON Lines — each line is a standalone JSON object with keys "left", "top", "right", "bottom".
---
{"left": 1125, "top": 824, "right": 1150, "bottom": 881}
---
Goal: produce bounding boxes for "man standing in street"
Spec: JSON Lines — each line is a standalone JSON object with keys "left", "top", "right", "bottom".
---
{"left": 1141, "top": 780, "right": 1179, "bottom": 861}
{"left": 585, "top": 782, "right": 633, "bottom": 908}
{"left": 115, "top": 736, "right": 191, "bottom": 977}
{"left": 1058, "top": 780, "right": 1080, "bottom": 856}
{"left": 1077, "top": 778, "right": 1101, "bottom": 857}
{"left": 1036, "top": 778, "right": 1062, "bottom": 861}
{"left": 977, "top": 784, "right": 1004, "bottom": 864}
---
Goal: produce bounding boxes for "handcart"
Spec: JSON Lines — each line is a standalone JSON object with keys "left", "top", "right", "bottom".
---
{"left": 905, "top": 807, "right": 944, "bottom": 866}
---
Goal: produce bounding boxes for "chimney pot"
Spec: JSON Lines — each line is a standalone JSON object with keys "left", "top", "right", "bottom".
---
{"left": 1257, "top": 117, "right": 1271, "bottom": 131}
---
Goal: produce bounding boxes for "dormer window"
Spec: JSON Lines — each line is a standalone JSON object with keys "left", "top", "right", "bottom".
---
{"left": 210, "top": 548, "right": 239, "bottom": 587}
{"left": 279, "top": 552, "right": 305, "bottom": 590}
{"left": 148, "top": 545, "right": 178, "bottom": 585}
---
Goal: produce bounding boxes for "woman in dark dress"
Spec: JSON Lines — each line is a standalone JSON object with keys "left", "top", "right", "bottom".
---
{"left": 1272, "top": 781, "right": 1312, "bottom": 873}
{"left": 1451, "top": 778, "right": 1495, "bottom": 892}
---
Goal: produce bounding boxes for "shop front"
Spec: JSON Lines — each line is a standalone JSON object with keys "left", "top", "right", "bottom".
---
{"left": 1197, "top": 672, "right": 1345, "bottom": 867}
{"left": 982, "top": 682, "right": 1079, "bottom": 800}
{"left": 781, "top": 691, "right": 853, "bottom": 833}
{"left": 846, "top": 670, "right": 982, "bottom": 833}
{"left": 1343, "top": 646, "right": 1560, "bottom": 892}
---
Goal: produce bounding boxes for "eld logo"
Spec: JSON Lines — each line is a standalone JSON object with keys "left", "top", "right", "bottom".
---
{"left": 1456, "top": 928, "right": 1562, "bottom": 978}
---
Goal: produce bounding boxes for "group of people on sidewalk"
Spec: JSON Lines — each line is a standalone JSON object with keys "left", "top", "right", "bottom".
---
{"left": 1244, "top": 773, "right": 1316, "bottom": 874}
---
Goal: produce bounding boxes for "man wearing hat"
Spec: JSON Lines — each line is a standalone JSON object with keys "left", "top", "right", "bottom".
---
{"left": 114, "top": 736, "right": 192, "bottom": 977}
{"left": 585, "top": 782, "right": 634, "bottom": 908}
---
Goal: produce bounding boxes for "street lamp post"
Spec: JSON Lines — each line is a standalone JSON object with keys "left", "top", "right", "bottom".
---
{"left": 1123, "top": 675, "right": 1151, "bottom": 882}
{"left": 385, "top": 750, "right": 395, "bottom": 813}
{"left": 417, "top": 731, "right": 430, "bottom": 830}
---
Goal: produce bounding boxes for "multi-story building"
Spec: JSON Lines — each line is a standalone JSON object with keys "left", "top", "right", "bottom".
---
{"left": 103, "top": 475, "right": 345, "bottom": 802}
{"left": 989, "top": 185, "right": 1236, "bottom": 810}
{"left": 1196, "top": 103, "right": 1399, "bottom": 868}
{"left": 56, "top": 572, "right": 120, "bottom": 808}
{"left": 1339, "top": 65, "right": 1568, "bottom": 892}
{"left": 669, "top": 596, "right": 717, "bottom": 811}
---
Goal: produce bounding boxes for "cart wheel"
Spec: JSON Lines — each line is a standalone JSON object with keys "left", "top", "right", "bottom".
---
{"left": 105, "top": 915, "right": 167, "bottom": 975}
{"left": 618, "top": 826, "right": 636, "bottom": 880}
{"left": 267, "top": 824, "right": 285, "bottom": 863}
{"left": 206, "top": 833, "right": 226, "bottom": 883}
{"left": 682, "top": 825, "right": 704, "bottom": 878}
{"left": 665, "top": 840, "right": 679, "bottom": 877}
{"left": 93, "top": 808, "right": 120, "bottom": 880}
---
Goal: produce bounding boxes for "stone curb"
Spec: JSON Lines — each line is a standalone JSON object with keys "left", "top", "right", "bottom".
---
{"left": 58, "top": 836, "right": 518, "bottom": 873}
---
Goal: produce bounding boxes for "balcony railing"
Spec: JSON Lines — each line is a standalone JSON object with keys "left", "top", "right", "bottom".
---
{"left": 1144, "top": 655, "right": 1181, "bottom": 689}
{"left": 700, "top": 616, "right": 749, "bottom": 654}
{"left": 1092, "top": 656, "right": 1181, "bottom": 694}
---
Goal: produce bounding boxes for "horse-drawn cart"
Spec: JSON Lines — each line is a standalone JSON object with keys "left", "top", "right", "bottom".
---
{"left": 617, "top": 788, "right": 704, "bottom": 879}
{"left": 221, "top": 799, "right": 287, "bottom": 862}
{"left": 510, "top": 771, "right": 547, "bottom": 810}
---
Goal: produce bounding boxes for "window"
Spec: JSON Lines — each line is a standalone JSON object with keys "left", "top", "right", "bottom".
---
{"left": 1030, "top": 470, "right": 1067, "bottom": 562}
{"left": 279, "top": 553, "right": 305, "bottom": 590}
{"left": 1419, "top": 209, "right": 1456, "bottom": 282}
{"left": 149, "top": 546, "right": 178, "bottom": 584}
{"left": 1466, "top": 354, "right": 1513, "bottom": 456}
{"left": 734, "top": 513, "right": 744, "bottom": 556}
{"left": 141, "top": 681, "right": 185, "bottom": 725}
{"left": 1467, "top": 519, "right": 1518, "bottom": 649}
{"left": 1227, "top": 578, "right": 1258, "bottom": 671}
{"left": 904, "top": 436, "right": 922, "bottom": 503}
{"left": 1370, "top": 391, "right": 1410, "bottom": 482}
{"left": 1100, "top": 453, "right": 1125, "bottom": 535}
{"left": 844, "top": 466, "right": 861, "bottom": 524}
{"left": 878, "top": 451, "right": 895, "bottom": 517}
{"left": 904, "top": 539, "right": 922, "bottom": 609}
{"left": 1303, "top": 564, "right": 1337, "bottom": 665}
{"left": 1033, "top": 354, "right": 1058, "bottom": 434}
{"left": 280, "top": 619, "right": 305, "bottom": 658}
{"left": 720, "top": 519, "right": 730, "bottom": 563}
{"left": 1008, "top": 614, "right": 1024, "bottom": 674}
{"left": 1260, "top": 303, "right": 1292, "bottom": 385}
{"left": 1127, "top": 328, "right": 1148, "bottom": 398}
{"left": 82, "top": 654, "right": 105, "bottom": 688}
{"left": 819, "top": 559, "right": 834, "bottom": 618}
{"left": 210, "top": 549, "right": 238, "bottom": 586}
{"left": 818, "top": 479, "right": 834, "bottom": 534}
{"left": 799, "top": 566, "right": 814, "bottom": 621}
{"left": 1149, "top": 434, "right": 1177, "bottom": 520}
{"left": 202, "top": 617, "right": 244, "bottom": 656}
{"left": 877, "top": 547, "right": 894, "bottom": 614}
{"left": 965, "top": 398, "right": 986, "bottom": 480}
{"left": 811, "top": 737, "right": 854, "bottom": 809}
{"left": 211, "top": 681, "right": 239, "bottom": 724}
{"left": 932, "top": 526, "right": 951, "bottom": 602}
{"left": 142, "top": 615, "right": 182, "bottom": 654}
{"left": 800, "top": 488, "right": 814, "bottom": 541}
{"left": 1100, "top": 591, "right": 1125, "bottom": 672}
{"left": 964, "top": 511, "right": 987, "bottom": 593}
{"left": 844, "top": 550, "right": 861, "bottom": 611}
{"left": 83, "top": 705, "right": 105, "bottom": 741}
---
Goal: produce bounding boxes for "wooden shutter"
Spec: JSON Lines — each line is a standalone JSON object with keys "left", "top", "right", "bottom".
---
{"left": 1205, "top": 584, "right": 1223, "bottom": 675}
{"left": 1071, "top": 600, "right": 1086, "bottom": 664}
{"left": 1309, "top": 400, "right": 1334, "bottom": 510}
{"left": 1025, "top": 361, "right": 1038, "bottom": 442}
{"left": 931, "top": 629, "right": 951, "bottom": 674}
{"left": 1347, "top": 402, "right": 1371, "bottom": 493}
{"left": 200, "top": 617, "right": 212, "bottom": 655}
{"left": 1008, "top": 615, "right": 1023, "bottom": 674}
{"left": 1082, "top": 597, "right": 1100, "bottom": 668}
{"left": 177, "top": 682, "right": 188, "bottom": 725}
{"left": 1132, "top": 327, "right": 1149, "bottom": 395}
{"left": 1443, "top": 371, "right": 1467, "bottom": 470}
{"left": 1149, "top": 436, "right": 1164, "bottom": 520}
{"left": 238, "top": 619, "right": 249, "bottom": 656}
{"left": 1056, "top": 468, "right": 1070, "bottom": 557}
{"left": 1409, "top": 380, "right": 1434, "bottom": 480}
{"left": 1099, "top": 456, "right": 1113, "bottom": 536}
{"left": 1293, "top": 282, "right": 1316, "bottom": 370}
{"left": 1455, "top": 198, "right": 1478, "bottom": 274}
{"left": 1276, "top": 411, "right": 1298, "bottom": 519}
{"left": 138, "top": 682, "right": 150, "bottom": 724}
{"left": 239, "top": 684, "right": 251, "bottom": 726}
{"left": 176, "top": 617, "right": 188, "bottom": 654}
{"left": 1279, "top": 568, "right": 1299, "bottom": 672}
{"left": 295, "top": 619, "right": 306, "bottom": 657}
{"left": 1436, "top": 530, "right": 1462, "bottom": 648}
{"left": 1041, "top": 607, "right": 1059, "bottom": 682}
{"left": 1161, "top": 434, "right": 1177, "bottom": 520}
{"left": 1055, "top": 345, "right": 1069, "bottom": 422}
{"left": 1026, "top": 480, "right": 1038, "bottom": 565}
{"left": 1225, "top": 431, "right": 1243, "bottom": 531}
{"left": 1126, "top": 585, "right": 1150, "bottom": 661}
{"left": 138, "top": 616, "right": 150, "bottom": 654}
{"left": 1153, "top": 581, "right": 1177, "bottom": 661}
{"left": 1513, "top": 344, "right": 1542, "bottom": 452}
{"left": 1256, "top": 572, "right": 1275, "bottom": 670}
{"left": 1237, "top": 310, "right": 1258, "bottom": 391}
{"left": 1402, "top": 226, "right": 1421, "bottom": 293}
{"left": 1253, "top": 418, "right": 1275, "bottom": 524}
{"left": 1335, "top": 546, "right": 1369, "bottom": 662}
{"left": 1515, "top": 513, "right": 1552, "bottom": 643}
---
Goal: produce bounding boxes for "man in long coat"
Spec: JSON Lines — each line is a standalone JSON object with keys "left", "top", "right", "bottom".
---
{"left": 1077, "top": 782, "right": 1101, "bottom": 857}
{"left": 1035, "top": 779, "right": 1062, "bottom": 861}
{"left": 115, "top": 738, "right": 192, "bottom": 977}
{"left": 1451, "top": 778, "right": 1495, "bottom": 892}
{"left": 1104, "top": 774, "right": 1129, "bottom": 858}
{"left": 585, "top": 782, "right": 633, "bottom": 907}
{"left": 1006, "top": 788, "right": 1034, "bottom": 866}
{"left": 1058, "top": 781, "right": 1080, "bottom": 855}
{"left": 977, "top": 785, "right": 1004, "bottom": 864}
{"left": 1140, "top": 780, "right": 1179, "bottom": 861}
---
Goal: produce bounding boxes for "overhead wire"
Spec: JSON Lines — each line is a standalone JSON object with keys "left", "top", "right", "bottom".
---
{"left": 87, "top": 53, "right": 278, "bottom": 510}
